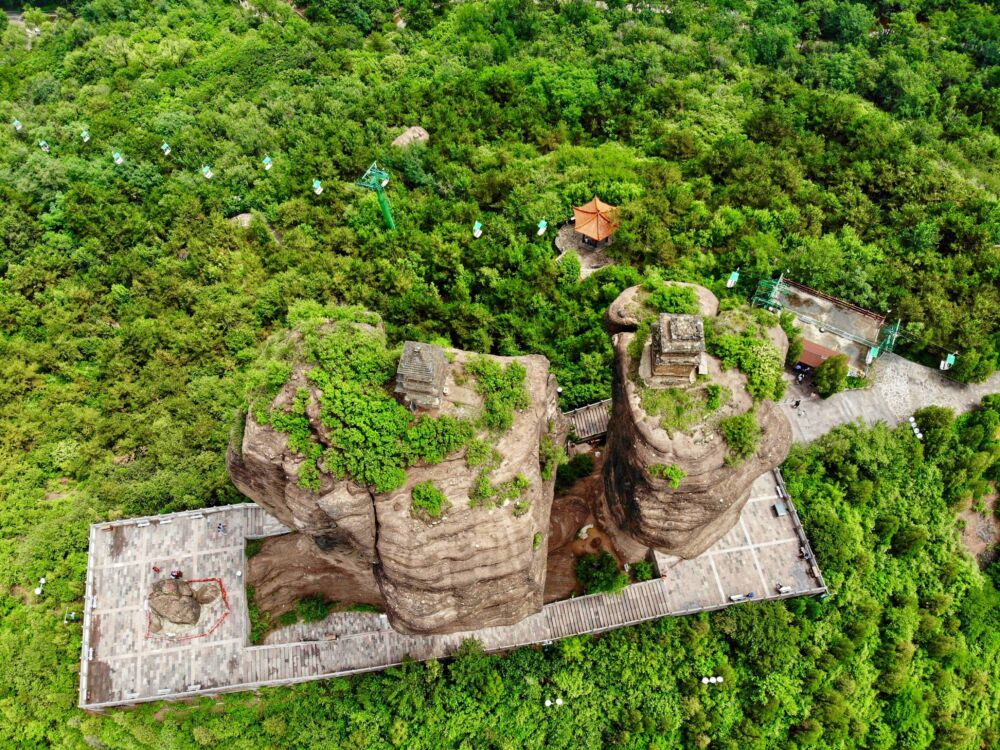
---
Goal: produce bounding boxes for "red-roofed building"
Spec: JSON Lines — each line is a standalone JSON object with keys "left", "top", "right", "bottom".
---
{"left": 798, "top": 340, "right": 840, "bottom": 369}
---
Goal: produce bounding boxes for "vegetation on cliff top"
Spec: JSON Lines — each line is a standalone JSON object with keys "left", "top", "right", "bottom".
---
{"left": 706, "top": 307, "right": 787, "bottom": 403}
{"left": 246, "top": 302, "right": 528, "bottom": 493}
{"left": 628, "top": 286, "right": 782, "bottom": 447}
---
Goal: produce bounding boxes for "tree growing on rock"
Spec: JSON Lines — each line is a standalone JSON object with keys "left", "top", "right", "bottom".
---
{"left": 815, "top": 354, "right": 849, "bottom": 398}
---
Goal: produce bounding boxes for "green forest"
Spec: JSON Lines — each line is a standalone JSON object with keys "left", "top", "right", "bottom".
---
{"left": 1, "top": 0, "right": 999, "bottom": 746}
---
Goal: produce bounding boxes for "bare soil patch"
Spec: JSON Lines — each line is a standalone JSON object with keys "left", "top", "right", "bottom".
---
{"left": 958, "top": 490, "right": 998, "bottom": 568}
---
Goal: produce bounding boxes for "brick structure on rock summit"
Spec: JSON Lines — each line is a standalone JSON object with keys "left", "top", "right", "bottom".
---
{"left": 395, "top": 341, "right": 448, "bottom": 409}
{"left": 650, "top": 313, "right": 705, "bottom": 385}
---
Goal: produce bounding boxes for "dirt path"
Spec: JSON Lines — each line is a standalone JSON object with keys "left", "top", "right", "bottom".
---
{"left": 544, "top": 453, "right": 623, "bottom": 602}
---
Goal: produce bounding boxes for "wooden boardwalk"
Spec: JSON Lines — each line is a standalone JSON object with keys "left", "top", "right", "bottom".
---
{"left": 80, "top": 472, "right": 824, "bottom": 711}
{"left": 565, "top": 399, "right": 612, "bottom": 442}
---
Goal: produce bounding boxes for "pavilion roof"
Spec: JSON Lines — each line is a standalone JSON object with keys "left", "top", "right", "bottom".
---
{"left": 573, "top": 196, "right": 619, "bottom": 241}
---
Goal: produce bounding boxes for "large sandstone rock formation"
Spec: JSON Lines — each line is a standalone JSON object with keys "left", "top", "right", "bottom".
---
{"left": 601, "top": 284, "right": 793, "bottom": 558}
{"left": 149, "top": 579, "right": 202, "bottom": 625}
{"left": 229, "top": 315, "right": 567, "bottom": 635}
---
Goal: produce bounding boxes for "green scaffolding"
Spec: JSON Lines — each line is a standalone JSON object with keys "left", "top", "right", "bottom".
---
{"left": 751, "top": 276, "right": 901, "bottom": 364}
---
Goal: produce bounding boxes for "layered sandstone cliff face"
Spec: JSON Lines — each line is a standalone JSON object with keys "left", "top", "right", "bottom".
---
{"left": 601, "top": 284, "right": 793, "bottom": 558}
{"left": 228, "top": 314, "right": 566, "bottom": 635}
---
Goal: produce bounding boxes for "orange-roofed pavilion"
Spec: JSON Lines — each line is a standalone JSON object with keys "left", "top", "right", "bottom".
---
{"left": 573, "top": 197, "right": 619, "bottom": 243}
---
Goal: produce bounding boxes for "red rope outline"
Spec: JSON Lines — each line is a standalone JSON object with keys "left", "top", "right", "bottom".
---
{"left": 145, "top": 577, "right": 231, "bottom": 642}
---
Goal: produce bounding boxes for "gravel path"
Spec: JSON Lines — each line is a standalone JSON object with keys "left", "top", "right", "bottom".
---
{"left": 780, "top": 353, "right": 1000, "bottom": 443}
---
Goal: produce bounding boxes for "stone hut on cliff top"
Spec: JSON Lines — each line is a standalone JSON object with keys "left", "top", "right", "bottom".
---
{"left": 395, "top": 341, "right": 448, "bottom": 409}
{"left": 651, "top": 313, "right": 704, "bottom": 385}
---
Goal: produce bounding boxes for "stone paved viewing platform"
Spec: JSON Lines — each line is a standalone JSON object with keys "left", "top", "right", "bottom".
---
{"left": 79, "top": 471, "right": 824, "bottom": 710}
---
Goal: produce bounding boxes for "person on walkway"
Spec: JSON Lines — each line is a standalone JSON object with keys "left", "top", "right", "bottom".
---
{"left": 152, "top": 565, "right": 161, "bottom": 573}
{"left": 169, "top": 569, "right": 183, "bottom": 579}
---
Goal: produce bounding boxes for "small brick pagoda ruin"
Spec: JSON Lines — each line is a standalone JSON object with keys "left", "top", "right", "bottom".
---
{"left": 650, "top": 313, "right": 705, "bottom": 385}
{"left": 395, "top": 341, "right": 448, "bottom": 409}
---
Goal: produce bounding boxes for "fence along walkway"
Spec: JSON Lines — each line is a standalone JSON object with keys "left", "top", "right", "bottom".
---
{"left": 80, "top": 474, "right": 824, "bottom": 710}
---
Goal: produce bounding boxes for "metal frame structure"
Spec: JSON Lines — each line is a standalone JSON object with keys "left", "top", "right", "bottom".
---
{"left": 752, "top": 274, "right": 901, "bottom": 362}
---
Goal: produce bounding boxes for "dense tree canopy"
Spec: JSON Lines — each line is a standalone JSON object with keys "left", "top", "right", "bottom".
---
{"left": 1, "top": 0, "right": 999, "bottom": 747}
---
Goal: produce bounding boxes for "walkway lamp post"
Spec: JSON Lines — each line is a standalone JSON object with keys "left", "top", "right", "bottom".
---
{"left": 357, "top": 162, "right": 396, "bottom": 230}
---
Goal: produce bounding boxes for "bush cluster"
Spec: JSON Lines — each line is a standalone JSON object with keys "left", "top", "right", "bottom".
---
{"left": 719, "top": 411, "right": 761, "bottom": 464}
{"left": 575, "top": 551, "right": 629, "bottom": 595}
{"left": 411, "top": 480, "right": 448, "bottom": 519}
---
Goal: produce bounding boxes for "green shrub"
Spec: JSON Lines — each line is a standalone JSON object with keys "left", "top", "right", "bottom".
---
{"left": 576, "top": 551, "right": 629, "bottom": 595}
{"left": 720, "top": 412, "right": 761, "bottom": 464}
{"left": 247, "top": 586, "right": 272, "bottom": 645}
{"left": 295, "top": 595, "right": 334, "bottom": 623}
{"left": 245, "top": 539, "right": 265, "bottom": 559}
{"left": 705, "top": 383, "right": 730, "bottom": 411}
{"left": 631, "top": 560, "right": 654, "bottom": 582}
{"left": 786, "top": 337, "right": 804, "bottom": 366}
{"left": 411, "top": 481, "right": 448, "bottom": 519}
{"left": 645, "top": 283, "right": 699, "bottom": 315}
{"left": 556, "top": 453, "right": 595, "bottom": 491}
{"left": 815, "top": 354, "right": 850, "bottom": 398}
{"left": 539, "top": 433, "right": 567, "bottom": 481}
{"left": 649, "top": 463, "right": 686, "bottom": 488}
{"left": 707, "top": 311, "right": 786, "bottom": 402}
{"left": 466, "top": 439, "right": 501, "bottom": 469}
{"left": 470, "top": 472, "right": 529, "bottom": 509}
{"left": 628, "top": 319, "right": 652, "bottom": 361}
{"left": 779, "top": 311, "right": 803, "bottom": 366}
{"left": 532, "top": 532, "right": 543, "bottom": 550}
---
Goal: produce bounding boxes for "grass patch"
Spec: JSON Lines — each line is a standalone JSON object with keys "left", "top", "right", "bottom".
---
{"left": 411, "top": 480, "right": 449, "bottom": 520}
{"left": 649, "top": 463, "right": 686, "bottom": 488}
{"left": 640, "top": 387, "right": 706, "bottom": 434}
